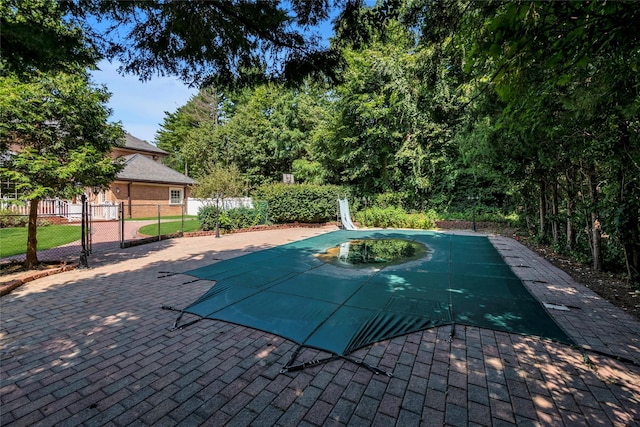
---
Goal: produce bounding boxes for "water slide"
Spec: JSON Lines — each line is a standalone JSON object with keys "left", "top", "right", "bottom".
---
{"left": 338, "top": 198, "right": 357, "bottom": 230}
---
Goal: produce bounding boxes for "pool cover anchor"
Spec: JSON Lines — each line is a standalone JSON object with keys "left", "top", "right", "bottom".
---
{"left": 156, "top": 271, "right": 202, "bottom": 284}
{"left": 448, "top": 303, "right": 456, "bottom": 342}
{"left": 161, "top": 305, "right": 202, "bottom": 331}
{"left": 280, "top": 345, "right": 393, "bottom": 377}
{"left": 157, "top": 271, "right": 179, "bottom": 278}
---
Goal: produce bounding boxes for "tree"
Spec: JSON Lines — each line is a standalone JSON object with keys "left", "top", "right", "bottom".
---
{"left": 171, "top": 82, "right": 329, "bottom": 187}
{"left": 0, "top": 0, "right": 98, "bottom": 78}
{"left": 0, "top": 68, "right": 124, "bottom": 268}
{"left": 315, "top": 20, "right": 463, "bottom": 209}
{"left": 191, "top": 163, "right": 246, "bottom": 200}
{"left": 409, "top": 0, "right": 640, "bottom": 280}
{"left": 61, "top": 0, "right": 391, "bottom": 87}
{"left": 156, "top": 86, "right": 223, "bottom": 176}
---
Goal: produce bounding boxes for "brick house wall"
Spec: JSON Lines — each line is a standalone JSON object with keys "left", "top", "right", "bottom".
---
{"left": 107, "top": 182, "right": 190, "bottom": 218}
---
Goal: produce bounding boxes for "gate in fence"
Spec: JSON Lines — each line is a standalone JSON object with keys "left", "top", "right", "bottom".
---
{"left": 1, "top": 202, "right": 186, "bottom": 268}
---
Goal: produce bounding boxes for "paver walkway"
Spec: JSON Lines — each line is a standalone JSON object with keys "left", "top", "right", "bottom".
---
{"left": 1, "top": 227, "right": 639, "bottom": 426}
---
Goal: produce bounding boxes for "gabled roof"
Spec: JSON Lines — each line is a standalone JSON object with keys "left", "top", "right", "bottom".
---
{"left": 116, "top": 154, "right": 196, "bottom": 185}
{"left": 121, "top": 133, "right": 168, "bottom": 156}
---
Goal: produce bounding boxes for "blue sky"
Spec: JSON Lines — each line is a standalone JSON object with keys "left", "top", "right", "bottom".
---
{"left": 90, "top": 60, "right": 197, "bottom": 143}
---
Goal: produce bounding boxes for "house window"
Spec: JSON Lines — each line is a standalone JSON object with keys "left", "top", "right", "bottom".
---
{"left": 169, "top": 188, "right": 183, "bottom": 205}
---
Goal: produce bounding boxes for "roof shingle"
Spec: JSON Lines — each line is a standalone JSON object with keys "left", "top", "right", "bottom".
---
{"left": 117, "top": 154, "right": 196, "bottom": 185}
{"left": 122, "top": 133, "right": 168, "bottom": 155}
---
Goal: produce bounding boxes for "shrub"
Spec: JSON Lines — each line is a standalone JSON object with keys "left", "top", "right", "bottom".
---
{"left": 197, "top": 205, "right": 218, "bottom": 231}
{"left": 253, "top": 183, "right": 349, "bottom": 223}
{"left": 404, "top": 210, "right": 438, "bottom": 229}
{"left": 354, "top": 207, "right": 438, "bottom": 230}
{"left": 198, "top": 203, "right": 268, "bottom": 232}
{"left": 219, "top": 205, "right": 268, "bottom": 231}
{"left": 0, "top": 209, "right": 28, "bottom": 228}
{"left": 373, "top": 192, "right": 408, "bottom": 209}
{"left": 355, "top": 206, "right": 408, "bottom": 228}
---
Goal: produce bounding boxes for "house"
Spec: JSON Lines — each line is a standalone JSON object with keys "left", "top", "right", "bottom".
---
{"left": 98, "top": 133, "right": 196, "bottom": 218}
{"left": 2, "top": 133, "right": 196, "bottom": 220}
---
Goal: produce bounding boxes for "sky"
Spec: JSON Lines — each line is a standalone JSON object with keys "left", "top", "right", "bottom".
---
{"left": 90, "top": 60, "right": 197, "bottom": 143}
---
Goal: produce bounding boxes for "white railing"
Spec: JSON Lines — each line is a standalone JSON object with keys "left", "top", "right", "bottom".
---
{"left": 1, "top": 198, "right": 70, "bottom": 218}
{"left": 91, "top": 202, "right": 119, "bottom": 220}
{"left": 186, "top": 197, "right": 254, "bottom": 216}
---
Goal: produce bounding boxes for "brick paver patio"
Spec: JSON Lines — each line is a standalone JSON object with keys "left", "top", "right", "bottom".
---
{"left": 1, "top": 226, "right": 639, "bottom": 426}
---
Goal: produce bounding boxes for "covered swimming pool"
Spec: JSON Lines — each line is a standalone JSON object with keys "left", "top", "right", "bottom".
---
{"left": 172, "top": 230, "right": 572, "bottom": 371}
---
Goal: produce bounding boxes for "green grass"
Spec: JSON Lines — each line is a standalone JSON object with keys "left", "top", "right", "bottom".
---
{"left": 137, "top": 218, "right": 200, "bottom": 236}
{"left": 126, "top": 215, "right": 197, "bottom": 221}
{"left": 0, "top": 225, "right": 82, "bottom": 258}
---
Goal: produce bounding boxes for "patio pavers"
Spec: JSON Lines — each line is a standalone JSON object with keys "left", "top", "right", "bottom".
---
{"left": 1, "top": 226, "right": 639, "bottom": 426}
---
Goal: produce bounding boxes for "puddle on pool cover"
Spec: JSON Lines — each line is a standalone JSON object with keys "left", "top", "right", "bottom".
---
{"left": 317, "top": 239, "right": 429, "bottom": 268}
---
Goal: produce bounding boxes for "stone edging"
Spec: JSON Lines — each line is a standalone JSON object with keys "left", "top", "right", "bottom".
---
{"left": 0, "top": 263, "right": 79, "bottom": 297}
{"left": 183, "top": 222, "right": 340, "bottom": 237}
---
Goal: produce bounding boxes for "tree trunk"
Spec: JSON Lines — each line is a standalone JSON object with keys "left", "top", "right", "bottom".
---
{"left": 615, "top": 123, "right": 640, "bottom": 285}
{"left": 587, "top": 171, "right": 602, "bottom": 271}
{"left": 539, "top": 179, "right": 547, "bottom": 240}
{"left": 25, "top": 198, "right": 40, "bottom": 269}
{"left": 621, "top": 216, "right": 640, "bottom": 285}
{"left": 551, "top": 178, "right": 559, "bottom": 246}
{"left": 565, "top": 168, "right": 575, "bottom": 252}
{"left": 618, "top": 171, "right": 640, "bottom": 285}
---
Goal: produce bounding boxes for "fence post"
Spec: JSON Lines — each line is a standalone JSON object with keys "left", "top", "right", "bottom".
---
{"left": 157, "top": 205, "right": 161, "bottom": 241}
{"left": 80, "top": 194, "right": 89, "bottom": 268}
{"left": 120, "top": 202, "right": 125, "bottom": 248}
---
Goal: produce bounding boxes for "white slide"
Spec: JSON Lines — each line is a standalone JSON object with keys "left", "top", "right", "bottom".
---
{"left": 338, "top": 198, "right": 358, "bottom": 230}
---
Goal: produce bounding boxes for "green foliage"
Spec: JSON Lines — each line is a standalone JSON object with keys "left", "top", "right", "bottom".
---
{"left": 0, "top": 0, "right": 98, "bottom": 76}
{"left": 292, "top": 159, "right": 326, "bottom": 185}
{"left": 197, "top": 204, "right": 267, "bottom": 232}
{"left": 253, "top": 183, "right": 346, "bottom": 223}
{"left": 197, "top": 205, "right": 218, "bottom": 232}
{"left": 173, "top": 82, "right": 330, "bottom": 187}
{"left": 57, "top": 1, "right": 398, "bottom": 87}
{"left": 372, "top": 192, "right": 408, "bottom": 209}
{"left": 0, "top": 209, "right": 28, "bottom": 227}
{"left": 220, "top": 205, "right": 268, "bottom": 231}
{"left": 355, "top": 206, "right": 439, "bottom": 230}
{"left": 191, "top": 163, "right": 246, "bottom": 199}
{"left": 0, "top": 67, "right": 123, "bottom": 200}
{"left": 355, "top": 206, "right": 407, "bottom": 229}
{"left": 0, "top": 11, "right": 123, "bottom": 268}
{"left": 156, "top": 87, "right": 223, "bottom": 177}
{"left": 404, "top": 211, "right": 439, "bottom": 230}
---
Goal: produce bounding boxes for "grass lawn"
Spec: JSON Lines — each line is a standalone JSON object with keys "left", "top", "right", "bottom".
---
{"left": 0, "top": 225, "right": 81, "bottom": 258}
{"left": 137, "top": 218, "right": 200, "bottom": 236}
{"left": 127, "top": 215, "right": 197, "bottom": 221}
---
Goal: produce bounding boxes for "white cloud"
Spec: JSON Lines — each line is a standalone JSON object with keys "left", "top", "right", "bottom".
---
{"left": 91, "top": 60, "right": 197, "bottom": 143}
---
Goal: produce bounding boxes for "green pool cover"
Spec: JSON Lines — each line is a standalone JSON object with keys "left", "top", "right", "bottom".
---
{"left": 180, "top": 230, "right": 572, "bottom": 356}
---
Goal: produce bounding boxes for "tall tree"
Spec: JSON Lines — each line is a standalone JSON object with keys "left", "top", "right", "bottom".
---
{"left": 60, "top": 0, "right": 399, "bottom": 87}
{"left": 174, "top": 82, "right": 328, "bottom": 187}
{"left": 1, "top": 1, "right": 124, "bottom": 268}
{"left": 0, "top": 0, "right": 98, "bottom": 78}
{"left": 316, "top": 19, "right": 462, "bottom": 208}
{"left": 156, "top": 86, "right": 223, "bottom": 176}
{"left": 411, "top": 0, "right": 640, "bottom": 279}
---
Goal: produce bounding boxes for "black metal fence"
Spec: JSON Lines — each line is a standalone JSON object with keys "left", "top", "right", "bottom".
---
{"left": 1, "top": 200, "right": 276, "bottom": 270}
{"left": 0, "top": 214, "right": 83, "bottom": 265}
{"left": 1, "top": 203, "right": 188, "bottom": 268}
